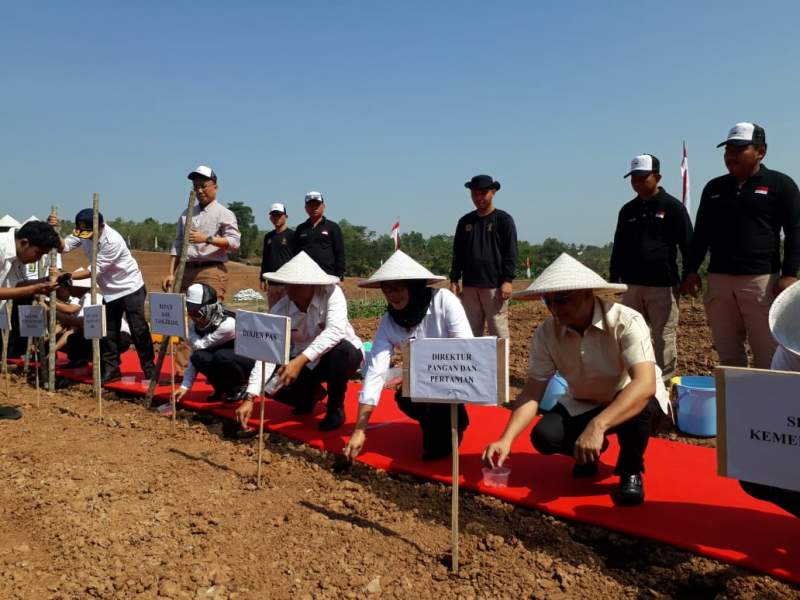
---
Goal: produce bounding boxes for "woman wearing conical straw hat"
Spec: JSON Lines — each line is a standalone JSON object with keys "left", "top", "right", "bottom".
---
{"left": 482, "top": 253, "right": 670, "bottom": 506}
{"left": 235, "top": 252, "right": 363, "bottom": 431}
{"left": 342, "top": 250, "right": 473, "bottom": 462}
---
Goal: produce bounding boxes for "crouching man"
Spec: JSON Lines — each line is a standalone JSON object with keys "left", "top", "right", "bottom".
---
{"left": 482, "top": 253, "right": 669, "bottom": 506}
{"left": 235, "top": 251, "right": 362, "bottom": 431}
{"left": 173, "top": 283, "right": 256, "bottom": 404}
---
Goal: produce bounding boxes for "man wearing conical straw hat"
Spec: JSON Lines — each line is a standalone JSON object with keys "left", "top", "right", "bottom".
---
{"left": 483, "top": 253, "right": 670, "bottom": 506}
{"left": 235, "top": 252, "right": 363, "bottom": 431}
{"left": 737, "top": 281, "right": 800, "bottom": 518}
{"left": 342, "top": 250, "right": 474, "bottom": 462}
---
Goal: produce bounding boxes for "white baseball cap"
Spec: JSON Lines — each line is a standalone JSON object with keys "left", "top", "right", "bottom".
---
{"left": 304, "top": 191, "right": 324, "bottom": 203}
{"left": 187, "top": 165, "right": 217, "bottom": 182}
{"left": 717, "top": 122, "right": 766, "bottom": 148}
{"left": 269, "top": 203, "right": 287, "bottom": 215}
{"left": 624, "top": 154, "right": 660, "bottom": 178}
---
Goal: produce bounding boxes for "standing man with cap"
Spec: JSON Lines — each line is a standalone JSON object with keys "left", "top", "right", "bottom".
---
{"left": 163, "top": 165, "right": 241, "bottom": 371}
{"left": 50, "top": 209, "right": 157, "bottom": 383}
{"left": 610, "top": 155, "right": 693, "bottom": 382}
{"left": 260, "top": 202, "right": 294, "bottom": 307}
{"left": 291, "top": 191, "right": 345, "bottom": 280}
{"left": 483, "top": 254, "right": 669, "bottom": 506}
{"left": 681, "top": 123, "right": 800, "bottom": 368}
{"left": 450, "top": 174, "right": 517, "bottom": 339}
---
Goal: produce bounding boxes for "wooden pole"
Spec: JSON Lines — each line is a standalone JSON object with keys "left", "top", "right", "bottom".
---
{"left": 36, "top": 255, "right": 47, "bottom": 385}
{"left": 170, "top": 338, "right": 176, "bottom": 433}
{"left": 47, "top": 205, "right": 59, "bottom": 392}
{"left": 450, "top": 403, "right": 460, "bottom": 574}
{"left": 34, "top": 342, "right": 40, "bottom": 408}
{"left": 146, "top": 190, "right": 196, "bottom": 407}
{"left": 2, "top": 301, "right": 11, "bottom": 399}
{"left": 90, "top": 193, "right": 102, "bottom": 419}
{"left": 256, "top": 362, "right": 267, "bottom": 488}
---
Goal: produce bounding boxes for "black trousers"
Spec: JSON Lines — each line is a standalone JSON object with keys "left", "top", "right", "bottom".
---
{"left": 740, "top": 481, "right": 800, "bottom": 519}
{"left": 190, "top": 346, "right": 255, "bottom": 395}
{"left": 531, "top": 396, "right": 661, "bottom": 475}
{"left": 395, "top": 391, "right": 469, "bottom": 452}
{"left": 102, "top": 285, "right": 156, "bottom": 378}
{"left": 274, "top": 340, "right": 362, "bottom": 411}
{"left": 67, "top": 329, "right": 130, "bottom": 363}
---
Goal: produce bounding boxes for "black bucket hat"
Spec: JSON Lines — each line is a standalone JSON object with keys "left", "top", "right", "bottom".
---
{"left": 464, "top": 174, "right": 501, "bottom": 191}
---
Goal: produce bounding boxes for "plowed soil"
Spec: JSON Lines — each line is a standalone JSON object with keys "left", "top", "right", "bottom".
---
{"left": 3, "top": 250, "right": 785, "bottom": 598}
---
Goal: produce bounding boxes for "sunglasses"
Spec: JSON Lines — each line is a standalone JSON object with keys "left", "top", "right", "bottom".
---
{"left": 542, "top": 290, "right": 580, "bottom": 307}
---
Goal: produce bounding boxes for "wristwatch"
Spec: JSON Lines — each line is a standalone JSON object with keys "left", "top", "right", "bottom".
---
{"left": 206, "top": 235, "right": 213, "bottom": 244}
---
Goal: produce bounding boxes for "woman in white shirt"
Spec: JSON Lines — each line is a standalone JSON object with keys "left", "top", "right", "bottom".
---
{"left": 173, "top": 283, "right": 255, "bottom": 404}
{"left": 343, "top": 250, "right": 473, "bottom": 462}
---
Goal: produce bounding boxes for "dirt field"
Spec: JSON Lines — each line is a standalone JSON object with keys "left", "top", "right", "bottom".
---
{"left": 4, "top": 250, "right": 786, "bottom": 598}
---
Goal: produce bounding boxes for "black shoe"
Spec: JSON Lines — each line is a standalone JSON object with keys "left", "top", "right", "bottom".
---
{"left": 101, "top": 371, "right": 122, "bottom": 384}
{"left": 572, "top": 461, "right": 599, "bottom": 478}
{"left": 615, "top": 473, "right": 645, "bottom": 506}
{"left": 0, "top": 406, "right": 22, "bottom": 420}
{"left": 318, "top": 405, "right": 345, "bottom": 431}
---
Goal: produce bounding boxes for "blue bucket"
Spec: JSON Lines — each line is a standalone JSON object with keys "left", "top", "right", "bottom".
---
{"left": 675, "top": 375, "right": 716, "bottom": 437}
{"left": 540, "top": 372, "right": 568, "bottom": 412}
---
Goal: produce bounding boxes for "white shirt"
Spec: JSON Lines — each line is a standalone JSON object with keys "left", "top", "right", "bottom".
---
{"left": 270, "top": 284, "right": 362, "bottom": 369}
{"left": 359, "top": 288, "right": 473, "bottom": 407}
{"left": 0, "top": 229, "right": 26, "bottom": 290}
{"left": 62, "top": 225, "right": 144, "bottom": 302}
{"left": 23, "top": 252, "right": 62, "bottom": 280}
{"left": 771, "top": 345, "right": 800, "bottom": 372}
{"left": 180, "top": 316, "right": 237, "bottom": 390}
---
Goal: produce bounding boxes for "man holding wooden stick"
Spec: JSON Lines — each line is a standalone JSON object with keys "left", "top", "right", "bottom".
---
{"left": 0, "top": 221, "right": 60, "bottom": 419}
{"left": 483, "top": 254, "right": 669, "bottom": 506}
{"left": 163, "top": 165, "right": 241, "bottom": 373}
{"left": 49, "top": 210, "right": 156, "bottom": 383}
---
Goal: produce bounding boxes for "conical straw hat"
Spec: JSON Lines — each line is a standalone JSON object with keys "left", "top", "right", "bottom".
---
{"left": 769, "top": 281, "right": 800, "bottom": 355}
{"left": 358, "top": 250, "right": 446, "bottom": 289}
{"left": 512, "top": 253, "right": 627, "bottom": 299}
{"left": 0, "top": 215, "right": 20, "bottom": 228}
{"left": 262, "top": 251, "right": 341, "bottom": 285}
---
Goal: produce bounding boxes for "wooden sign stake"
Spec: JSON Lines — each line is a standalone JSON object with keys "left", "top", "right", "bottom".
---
{"left": 170, "top": 338, "right": 176, "bottom": 433}
{"left": 450, "top": 404, "right": 460, "bottom": 574}
{"left": 34, "top": 342, "right": 40, "bottom": 408}
{"left": 90, "top": 193, "right": 102, "bottom": 419}
{"left": 47, "top": 205, "right": 58, "bottom": 393}
{"left": 256, "top": 362, "right": 267, "bottom": 488}
{"left": 147, "top": 190, "right": 196, "bottom": 407}
{"left": 1, "top": 301, "right": 11, "bottom": 399}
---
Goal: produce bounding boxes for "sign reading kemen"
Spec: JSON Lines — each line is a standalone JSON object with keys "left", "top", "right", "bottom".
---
{"left": 405, "top": 337, "right": 509, "bottom": 406}
{"left": 716, "top": 367, "right": 800, "bottom": 492}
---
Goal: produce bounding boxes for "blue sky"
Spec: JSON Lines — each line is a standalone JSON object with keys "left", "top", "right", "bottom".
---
{"left": 2, "top": 1, "right": 799, "bottom": 245}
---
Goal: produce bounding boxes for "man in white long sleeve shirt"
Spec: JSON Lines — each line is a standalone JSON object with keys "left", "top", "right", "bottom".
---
{"left": 236, "top": 252, "right": 362, "bottom": 431}
{"left": 173, "top": 284, "right": 256, "bottom": 404}
{"left": 51, "top": 209, "right": 156, "bottom": 382}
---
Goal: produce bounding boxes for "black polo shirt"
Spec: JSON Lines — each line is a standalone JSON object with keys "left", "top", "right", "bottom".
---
{"left": 687, "top": 165, "right": 800, "bottom": 276}
{"left": 291, "top": 217, "right": 345, "bottom": 279}
{"left": 609, "top": 188, "right": 693, "bottom": 286}
{"left": 449, "top": 208, "right": 518, "bottom": 288}
{"left": 260, "top": 228, "right": 294, "bottom": 275}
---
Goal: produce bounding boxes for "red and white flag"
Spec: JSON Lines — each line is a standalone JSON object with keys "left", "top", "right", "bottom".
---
{"left": 681, "top": 141, "right": 691, "bottom": 214}
{"left": 391, "top": 220, "right": 400, "bottom": 250}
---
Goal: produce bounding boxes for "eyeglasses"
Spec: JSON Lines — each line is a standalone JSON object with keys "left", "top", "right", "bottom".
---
{"left": 543, "top": 291, "right": 580, "bottom": 307}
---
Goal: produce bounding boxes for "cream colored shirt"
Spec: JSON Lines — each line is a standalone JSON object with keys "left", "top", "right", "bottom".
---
{"left": 527, "top": 298, "right": 668, "bottom": 415}
{"left": 171, "top": 200, "right": 241, "bottom": 263}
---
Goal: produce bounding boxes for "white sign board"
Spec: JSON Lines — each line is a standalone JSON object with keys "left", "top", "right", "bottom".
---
{"left": 0, "top": 303, "right": 9, "bottom": 331}
{"left": 18, "top": 305, "right": 46, "bottom": 338}
{"left": 83, "top": 304, "right": 106, "bottom": 339}
{"left": 717, "top": 367, "right": 800, "bottom": 492}
{"left": 405, "top": 337, "right": 508, "bottom": 406}
{"left": 235, "top": 310, "right": 291, "bottom": 364}
{"left": 149, "top": 293, "right": 188, "bottom": 339}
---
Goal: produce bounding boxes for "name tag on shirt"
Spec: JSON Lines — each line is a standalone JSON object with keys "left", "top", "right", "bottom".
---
{"left": 321, "top": 230, "right": 329, "bottom": 236}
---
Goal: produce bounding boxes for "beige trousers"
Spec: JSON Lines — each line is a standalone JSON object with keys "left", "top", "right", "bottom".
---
{"left": 175, "top": 262, "right": 229, "bottom": 372}
{"left": 703, "top": 273, "right": 778, "bottom": 369}
{"left": 621, "top": 285, "right": 679, "bottom": 381}
{"left": 460, "top": 286, "right": 510, "bottom": 339}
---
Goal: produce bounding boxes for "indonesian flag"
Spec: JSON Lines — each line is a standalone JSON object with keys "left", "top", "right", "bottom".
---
{"left": 391, "top": 220, "right": 400, "bottom": 250}
{"left": 526, "top": 256, "right": 531, "bottom": 279}
{"left": 681, "top": 141, "right": 691, "bottom": 214}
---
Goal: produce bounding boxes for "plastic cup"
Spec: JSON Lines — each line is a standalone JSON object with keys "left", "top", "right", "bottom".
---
{"left": 263, "top": 375, "right": 284, "bottom": 397}
{"left": 383, "top": 367, "right": 403, "bottom": 389}
{"left": 481, "top": 466, "right": 511, "bottom": 488}
{"left": 121, "top": 375, "right": 136, "bottom": 384}
{"left": 141, "top": 379, "right": 151, "bottom": 389}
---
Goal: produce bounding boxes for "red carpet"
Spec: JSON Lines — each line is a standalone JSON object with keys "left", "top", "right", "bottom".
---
{"left": 39, "top": 351, "right": 800, "bottom": 583}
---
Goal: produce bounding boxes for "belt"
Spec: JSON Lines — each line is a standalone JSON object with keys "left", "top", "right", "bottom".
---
{"left": 186, "top": 261, "right": 224, "bottom": 269}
